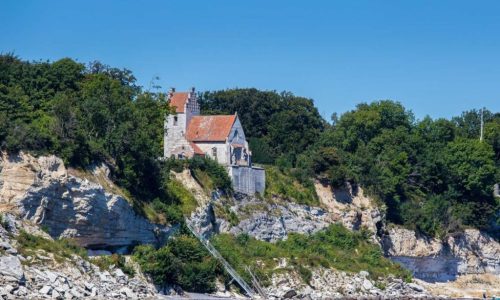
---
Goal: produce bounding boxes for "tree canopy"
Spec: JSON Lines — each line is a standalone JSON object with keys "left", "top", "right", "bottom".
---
{"left": 1, "top": 54, "right": 498, "bottom": 238}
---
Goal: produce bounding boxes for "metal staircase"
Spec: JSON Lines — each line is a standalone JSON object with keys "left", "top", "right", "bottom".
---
{"left": 185, "top": 222, "right": 264, "bottom": 299}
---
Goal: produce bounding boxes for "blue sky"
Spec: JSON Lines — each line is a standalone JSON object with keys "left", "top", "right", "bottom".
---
{"left": 1, "top": 0, "right": 499, "bottom": 120}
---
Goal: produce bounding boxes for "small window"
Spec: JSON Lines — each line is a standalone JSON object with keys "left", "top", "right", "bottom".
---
{"left": 174, "top": 116, "right": 178, "bottom": 126}
{"left": 212, "top": 147, "right": 217, "bottom": 158}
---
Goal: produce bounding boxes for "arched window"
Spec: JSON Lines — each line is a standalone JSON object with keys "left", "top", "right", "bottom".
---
{"left": 174, "top": 116, "right": 178, "bottom": 126}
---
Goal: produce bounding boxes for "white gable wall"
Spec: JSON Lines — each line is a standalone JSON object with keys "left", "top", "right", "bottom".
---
{"left": 228, "top": 117, "right": 247, "bottom": 147}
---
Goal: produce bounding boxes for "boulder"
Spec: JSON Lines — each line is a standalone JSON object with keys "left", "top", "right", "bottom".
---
{"left": 0, "top": 255, "right": 24, "bottom": 281}
{"left": 39, "top": 285, "right": 52, "bottom": 295}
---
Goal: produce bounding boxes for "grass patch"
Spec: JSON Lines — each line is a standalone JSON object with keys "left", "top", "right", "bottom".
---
{"left": 213, "top": 202, "right": 240, "bottom": 226}
{"left": 143, "top": 199, "right": 184, "bottom": 225}
{"left": 265, "top": 166, "right": 319, "bottom": 206}
{"left": 211, "top": 224, "right": 411, "bottom": 286}
{"left": 191, "top": 168, "right": 214, "bottom": 194}
{"left": 168, "top": 179, "right": 198, "bottom": 216}
{"left": 92, "top": 254, "right": 135, "bottom": 276}
{"left": 238, "top": 202, "right": 277, "bottom": 219}
{"left": 16, "top": 231, "right": 87, "bottom": 263}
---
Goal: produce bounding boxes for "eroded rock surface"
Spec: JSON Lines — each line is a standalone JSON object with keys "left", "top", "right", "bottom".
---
{"left": 382, "top": 226, "right": 500, "bottom": 281}
{"left": 315, "top": 181, "right": 383, "bottom": 239}
{"left": 0, "top": 216, "right": 158, "bottom": 299}
{"left": 228, "top": 198, "right": 331, "bottom": 242}
{"left": 0, "top": 152, "right": 171, "bottom": 249}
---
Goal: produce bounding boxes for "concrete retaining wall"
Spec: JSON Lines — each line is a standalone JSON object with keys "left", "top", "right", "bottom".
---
{"left": 229, "top": 166, "right": 265, "bottom": 195}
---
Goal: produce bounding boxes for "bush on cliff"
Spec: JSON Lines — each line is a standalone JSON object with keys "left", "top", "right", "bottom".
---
{"left": 132, "top": 235, "right": 220, "bottom": 293}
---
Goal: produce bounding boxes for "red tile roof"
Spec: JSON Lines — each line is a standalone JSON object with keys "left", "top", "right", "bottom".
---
{"left": 168, "top": 92, "right": 189, "bottom": 113}
{"left": 190, "top": 142, "right": 205, "bottom": 155}
{"left": 186, "top": 115, "right": 237, "bottom": 142}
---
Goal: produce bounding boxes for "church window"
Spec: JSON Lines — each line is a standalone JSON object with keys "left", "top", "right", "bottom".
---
{"left": 174, "top": 116, "right": 178, "bottom": 126}
{"left": 212, "top": 147, "right": 217, "bottom": 158}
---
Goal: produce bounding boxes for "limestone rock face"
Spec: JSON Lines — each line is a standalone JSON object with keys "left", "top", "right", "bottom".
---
{"left": 382, "top": 227, "right": 443, "bottom": 257}
{"left": 381, "top": 227, "right": 500, "bottom": 281}
{"left": 446, "top": 229, "right": 500, "bottom": 274}
{"left": 187, "top": 191, "right": 333, "bottom": 242}
{"left": 228, "top": 200, "right": 331, "bottom": 242}
{"left": 0, "top": 152, "right": 170, "bottom": 249}
{"left": 315, "top": 181, "right": 383, "bottom": 239}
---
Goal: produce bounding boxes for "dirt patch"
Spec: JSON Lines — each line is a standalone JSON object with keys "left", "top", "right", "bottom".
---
{"left": 418, "top": 274, "right": 500, "bottom": 298}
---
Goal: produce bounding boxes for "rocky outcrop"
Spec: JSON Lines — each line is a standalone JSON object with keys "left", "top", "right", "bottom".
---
{"left": 315, "top": 181, "right": 383, "bottom": 240}
{"left": 266, "top": 267, "right": 430, "bottom": 299}
{"left": 382, "top": 227, "right": 500, "bottom": 281}
{"left": 228, "top": 199, "right": 331, "bottom": 242}
{"left": 0, "top": 217, "right": 158, "bottom": 299}
{"left": 382, "top": 227, "right": 443, "bottom": 257}
{"left": 188, "top": 192, "right": 333, "bottom": 242}
{"left": 0, "top": 152, "right": 171, "bottom": 249}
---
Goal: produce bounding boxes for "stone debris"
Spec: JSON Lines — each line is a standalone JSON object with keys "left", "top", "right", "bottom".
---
{"left": 265, "top": 269, "right": 433, "bottom": 299}
{"left": 0, "top": 215, "right": 158, "bottom": 299}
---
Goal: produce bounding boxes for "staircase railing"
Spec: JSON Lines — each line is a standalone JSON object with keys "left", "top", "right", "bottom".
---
{"left": 185, "top": 222, "right": 257, "bottom": 298}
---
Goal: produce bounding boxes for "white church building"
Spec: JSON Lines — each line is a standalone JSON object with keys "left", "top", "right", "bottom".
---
{"left": 164, "top": 88, "right": 265, "bottom": 195}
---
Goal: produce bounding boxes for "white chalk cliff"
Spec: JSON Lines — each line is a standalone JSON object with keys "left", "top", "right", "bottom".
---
{"left": 0, "top": 152, "right": 171, "bottom": 249}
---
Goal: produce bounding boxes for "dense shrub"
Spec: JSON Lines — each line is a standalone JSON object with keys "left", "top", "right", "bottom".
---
{"left": 133, "top": 235, "right": 220, "bottom": 293}
{"left": 188, "top": 156, "right": 233, "bottom": 193}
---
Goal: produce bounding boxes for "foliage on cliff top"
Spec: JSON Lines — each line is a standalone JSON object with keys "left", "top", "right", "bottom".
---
{"left": 290, "top": 101, "right": 499, "bottom": 238}
{"left": 0, "top": 55, "right": 166, "bottom": 204}
{"left": 1, "top": 54, "right": 498, "bottom": 237}
{"left": 212, "top": 224, "right": 412, "bottom": 286}
{"left": 199, "top": 89, "right": 327, "bottom": 164}
{"left": 188, "top": 156, "right": 233, "bottom": 193}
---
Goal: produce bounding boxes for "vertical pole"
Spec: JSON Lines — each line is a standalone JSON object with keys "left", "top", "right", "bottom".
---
{"left": 480, "top": 107, "right": 484, "bottom": 142}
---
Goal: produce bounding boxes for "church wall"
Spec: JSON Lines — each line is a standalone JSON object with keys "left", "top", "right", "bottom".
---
{"left": 228, "top": 118, "right": 247, "bottom": 146}
{"left": 193, "top": 142, "right": 230, "bottom": 165}
{"left": 164, "top": 112, "right": 190, "bottom": 158}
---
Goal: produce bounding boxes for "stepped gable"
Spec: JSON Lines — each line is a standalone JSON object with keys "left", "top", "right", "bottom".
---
{"left": 186, "top": 115, "right": 237, "bottom": 142}
{"left": 168, "top": 92, "right": 190, "bottom": 113}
